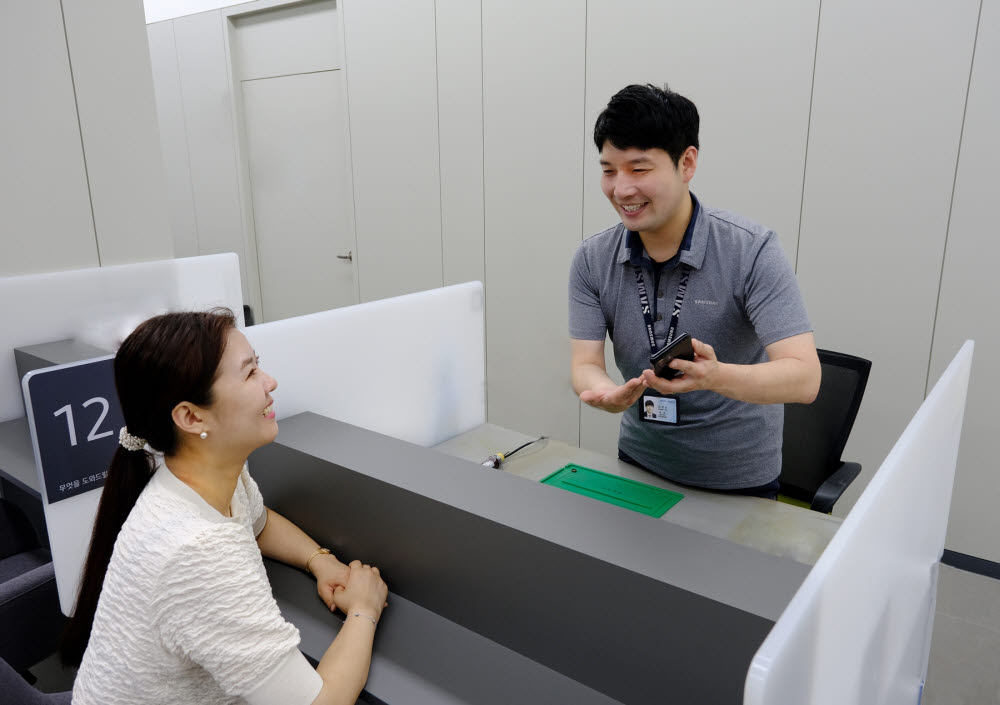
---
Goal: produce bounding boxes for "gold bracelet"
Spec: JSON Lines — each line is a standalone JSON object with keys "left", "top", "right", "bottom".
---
{"left": 305, "top": 547, "right": 331, "bottom": 574}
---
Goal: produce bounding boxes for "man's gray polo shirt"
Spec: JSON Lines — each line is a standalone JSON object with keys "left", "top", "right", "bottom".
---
{"left": 569, "top": 197, "right": 812, "bottom": 489}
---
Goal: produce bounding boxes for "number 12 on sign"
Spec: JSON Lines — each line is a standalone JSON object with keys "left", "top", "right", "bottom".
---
{"left": 23, "top": 356, "right": 122, "bottom": 505}
{"left": 52, "top": 397, "right": 116, "bottom": 447}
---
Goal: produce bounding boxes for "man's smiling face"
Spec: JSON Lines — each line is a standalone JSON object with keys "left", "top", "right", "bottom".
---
{"left": 599, "top": 144, "right": 693, "bottom": 239}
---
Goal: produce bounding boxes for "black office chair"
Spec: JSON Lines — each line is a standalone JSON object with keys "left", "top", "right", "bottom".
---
{"left": 779, "top": 349, "right": 872, "bottom": 514}
{"left": 0, "top": 656, "right": 71, "bottom": 704}
{"left": 0, "top": 498, "right": 66, "bottom": 678}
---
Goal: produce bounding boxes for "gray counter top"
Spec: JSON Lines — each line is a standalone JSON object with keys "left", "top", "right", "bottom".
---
{"left": 433, "top": 423, "right": 841, "bottom": 566}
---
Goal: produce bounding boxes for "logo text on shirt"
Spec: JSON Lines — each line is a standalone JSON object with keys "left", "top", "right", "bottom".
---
{"left": 694, "top": 299, "right": 718, "bottom": 306}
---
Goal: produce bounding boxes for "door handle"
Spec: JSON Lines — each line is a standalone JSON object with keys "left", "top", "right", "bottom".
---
{"left": 337, "top": 251, "right": 353, "bottom": 262}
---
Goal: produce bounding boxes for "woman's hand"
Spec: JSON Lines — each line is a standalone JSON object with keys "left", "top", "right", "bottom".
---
{"left": 332, "top": 560, "right": 388, "bottom": 622}
{"left": 312, "top": 554, "right": 351, "bottom": 611}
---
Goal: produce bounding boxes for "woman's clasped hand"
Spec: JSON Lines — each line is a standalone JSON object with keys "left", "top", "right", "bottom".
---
{"left": 332, "top": 560, "right": 389, "bottom": 621}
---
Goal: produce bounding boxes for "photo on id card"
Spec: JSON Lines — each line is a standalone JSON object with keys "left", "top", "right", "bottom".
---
{"left": 641, "top": 394, "right": 677, "bottom": 425}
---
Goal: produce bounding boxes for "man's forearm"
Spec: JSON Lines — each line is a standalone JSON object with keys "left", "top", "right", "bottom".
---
{"left": 571, "top": 363, "right": 617, "bottom": 396}
{"left": 711, "top": 358, "right": 820, "bottom": 405}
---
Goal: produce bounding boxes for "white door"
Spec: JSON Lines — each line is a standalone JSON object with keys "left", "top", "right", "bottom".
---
{"left": 231, "top": 0, "right": 357, "bottom": 322}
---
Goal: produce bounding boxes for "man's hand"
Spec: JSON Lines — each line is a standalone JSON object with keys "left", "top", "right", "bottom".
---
{"left": 640, "top": 333, "right": 821, "bottom": 404}
{"left": 579, "top": 376, "right": 648, "bottom": 413}
{"left": 640, "top": 338, "right": 719, "bottom": 395}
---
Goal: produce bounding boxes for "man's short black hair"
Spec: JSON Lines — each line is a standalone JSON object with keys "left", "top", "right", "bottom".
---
{"left": 594, "top": 83, "right": 700, "bottom": 166}
{"left": 644, "top": 400, "right": 655, "bottom": 408}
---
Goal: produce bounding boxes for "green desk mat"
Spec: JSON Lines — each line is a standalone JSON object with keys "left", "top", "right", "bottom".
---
{"left": 540, "top": 464, "right": 683, "bottom": 517}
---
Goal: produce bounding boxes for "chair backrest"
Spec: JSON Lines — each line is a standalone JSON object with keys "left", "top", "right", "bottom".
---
{"left": 780, "top": 349, "right": 872, "bottom": 501}
{"left": 0, "top": 498, "right": 40, "bottom": 560}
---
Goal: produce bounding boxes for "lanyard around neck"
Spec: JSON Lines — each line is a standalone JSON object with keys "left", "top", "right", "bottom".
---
{"left": 633, "top": 262, "right": 691, "bottom": 354}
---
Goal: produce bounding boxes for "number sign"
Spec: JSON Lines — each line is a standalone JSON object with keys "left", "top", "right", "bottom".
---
{"left": 23, "top": 356, "right": 122, "bottom": 504}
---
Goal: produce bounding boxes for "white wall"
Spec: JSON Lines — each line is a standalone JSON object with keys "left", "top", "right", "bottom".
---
{"left": 61, "top": 0, "right": 174, "bottom": 266}
{"left": 482, "top": 0, "right": 586, "bottom": 445}
{"left": 143, "top": 0, "right": 997, "bottom": 563}
{"left": 340, "top": 0, "right": 444, "bottom": 302}
{"left": 928, "top": 0, "right": 1000, "bottom": 564}
{"left": 1, "top": 0, "right": 171, "bottom": 277}
{"left": 798, "top": 0, "right": 981, "bottom": 519}
{"left": 579, "top": 0, "right": 821, "bottom": 456}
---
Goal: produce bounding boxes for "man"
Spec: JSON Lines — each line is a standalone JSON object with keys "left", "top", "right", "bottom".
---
{"left": 569, "top": 84, "right": 820, "bottom": 499}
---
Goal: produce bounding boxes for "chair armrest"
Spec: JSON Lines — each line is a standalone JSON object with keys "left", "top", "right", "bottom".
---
{"left": 811, "top": 462, "right": 862, "bottom": 514}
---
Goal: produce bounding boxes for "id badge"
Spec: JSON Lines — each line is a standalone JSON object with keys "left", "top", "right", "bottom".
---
{"left": 640, "top": 393, "right": 678, "bottom": 425}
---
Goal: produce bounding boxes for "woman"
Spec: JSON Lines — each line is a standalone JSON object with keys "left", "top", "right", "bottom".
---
{"left": 62, "top": 310, "right": 387, "bottom": 705}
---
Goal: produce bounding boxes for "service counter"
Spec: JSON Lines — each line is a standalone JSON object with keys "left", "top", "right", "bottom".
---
{"left": 0, "top": 410, "right": 843, "bottom": 703}
{"left": 252, "top": 412, "right": 841, "bottom": 705}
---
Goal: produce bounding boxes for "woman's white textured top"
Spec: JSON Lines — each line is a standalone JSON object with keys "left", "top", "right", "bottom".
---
{"left": 72, "top": 462, "right": 323, "bottom": 705}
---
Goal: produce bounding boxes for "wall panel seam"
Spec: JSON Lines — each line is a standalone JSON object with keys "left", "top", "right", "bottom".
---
{"left": 340, "top": 0, "right": 363, "bottom": 303}
{"left": 218, "top": 10, "right": 256, "bottom": 294}
{"left": 480, "top": 0, "right": 489, "bottom": 417}
{"left": 335, "top": 0, "right": 362, "bottom": 305}
{"left": 172, "top": 19, "right": 202, "bottom": 254}
{"left": 433, "top": 0, "right": 445, "bottom": 288}
{"left": 240, "top": 68, "right": 338, "bottom": 83}
{"left": 795, "top": 0, "right": 823, "bottom": 274}
{"left": 924, "top": 0, "right": 985, "bottom": 397}
{"left": 59, "top": 0, "right": 102, "bottom": 266}
{"left": 577, "top": 0, "right": 589, "bottom": 449}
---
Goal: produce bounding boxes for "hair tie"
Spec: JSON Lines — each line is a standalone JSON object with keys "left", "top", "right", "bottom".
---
{"left": 119, "top": 427, "right": 146, "bottom": 452}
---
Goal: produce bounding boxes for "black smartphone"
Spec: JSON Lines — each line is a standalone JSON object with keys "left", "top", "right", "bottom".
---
{"left": 650, "top": 333, "right": 694, "bottom": 379}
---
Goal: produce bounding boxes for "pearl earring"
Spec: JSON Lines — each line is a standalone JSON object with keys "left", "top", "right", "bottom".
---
{"left": 200, "top": 431, "right": 208, "bottom": 440}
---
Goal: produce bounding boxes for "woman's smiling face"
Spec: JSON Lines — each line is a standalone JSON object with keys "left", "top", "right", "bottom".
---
{"left": 200, "top": 329, "right": 279, "bottom": 454}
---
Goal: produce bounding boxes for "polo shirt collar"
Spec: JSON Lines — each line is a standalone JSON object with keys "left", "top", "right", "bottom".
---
{"left": 618, "top": 192, "right": 706, "bottom": 269}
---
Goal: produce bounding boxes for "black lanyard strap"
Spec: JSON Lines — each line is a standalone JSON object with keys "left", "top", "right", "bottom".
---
{"left": 633, "top": 262, "right": 691, "bottom": 354}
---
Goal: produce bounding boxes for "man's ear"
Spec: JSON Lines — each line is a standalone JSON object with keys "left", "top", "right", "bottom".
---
{"left": 172, "top": 401, "right": 207, "bottom": 438}
{"left": 680, "top": 146, "right": 698, "bottom": 183}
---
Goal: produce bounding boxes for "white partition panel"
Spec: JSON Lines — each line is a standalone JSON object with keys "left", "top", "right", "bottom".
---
{"left": 44, "top": 491, "right": 104, "bottom": 617}
{"left": 928, "top": 0, "right": 1000, "bottom": 564}
{"left": 0, "top": 254, "right": 244, "bottom": 422}
{"left": 244, "top": 282, "right": 485, "bottom": 448}
{"left": 796, "top": 1, "right": 979, "bottom": 516}
{"left": 745, "top": 341, "right": 974, "bottom": 705}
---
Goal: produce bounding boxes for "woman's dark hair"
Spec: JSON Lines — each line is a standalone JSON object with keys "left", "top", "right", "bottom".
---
{"left": 60, "top": 309, "right": 236, "bottom": 666}
{"left": 594, "top": 83, "right": 700, "bottom": 166}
